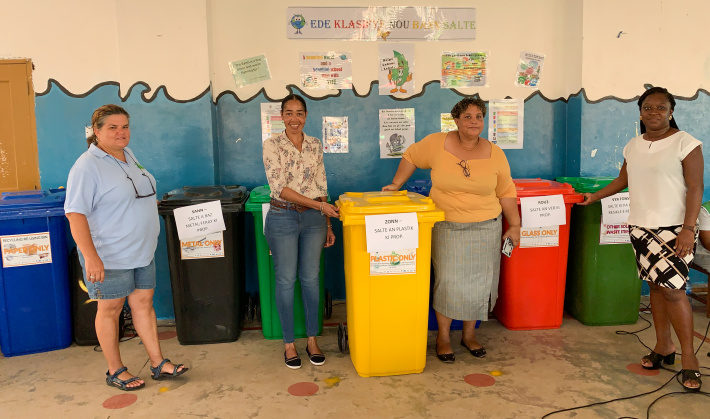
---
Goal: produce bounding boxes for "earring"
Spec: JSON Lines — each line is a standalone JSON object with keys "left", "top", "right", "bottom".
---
{"left": 669, "top": 115, "right": 673, "bottom": 120}
{"left": 639, "top": 116, "right": 642, "bottom": 120}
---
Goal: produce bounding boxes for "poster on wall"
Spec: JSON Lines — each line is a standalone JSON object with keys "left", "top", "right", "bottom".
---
{"left": 488, "top": 99, "right": 524, "bottom": 149}
{"left": 379, "top": 44, "right": 415, "bottom": 96}
{"left": 441, "top": 51, "right": 488, "bottom": 88}
{"left": 286, "top": 7, "right": 476, "bottom": 41}
{"left": 1, "top": 232, "right": 52, "bottom": 267}
{"left": 261, "top": 103, "right": 285, "bottom": 142}
{"left": 228, "top": 54, "right": 271, "bottom": 88}
{"left": 322, "top": 116, "right": 349, "bottom": 153}
{"left": 300, "top": 52, "right": 353, "bottom": 90}
{"left": 514, "top": 51, "right": 545, "bottom": 88}
{"left": 441, "top": 113, "right": 457, "bottom": 132}
{"left": 379, "top": 108, "right": 415, "bottom": 158}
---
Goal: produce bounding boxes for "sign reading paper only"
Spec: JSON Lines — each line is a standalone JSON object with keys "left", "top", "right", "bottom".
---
{"left": 172, "top": 200, "right": 226, "bottom": 240}
{"left": 365, "top": 212, "right": 418, "bottom": 253}
{"left": 520, "top": 195, "right": 566, "bottom": 228}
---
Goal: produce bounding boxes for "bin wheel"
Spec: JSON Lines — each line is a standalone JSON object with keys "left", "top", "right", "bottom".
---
{"left": 246, "top": 295, "right": 254, "bottom": 322}
{"left": 325, "top": 290, "right": 333, "bottom": 319}
{"left": 337, "top": 323, "right": 348, "bottom": 353}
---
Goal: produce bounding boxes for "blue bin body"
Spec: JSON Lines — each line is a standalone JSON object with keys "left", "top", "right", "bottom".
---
{"left": 0, "top": 189, "right": 71, "bottom": 357}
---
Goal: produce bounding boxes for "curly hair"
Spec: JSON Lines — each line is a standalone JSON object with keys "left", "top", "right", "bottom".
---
{"left": 451, "top": 97, "right": 487, "bottom": 119}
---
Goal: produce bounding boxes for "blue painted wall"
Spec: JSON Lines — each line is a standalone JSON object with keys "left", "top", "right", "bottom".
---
{"left": 34, "top": 82, "right": 709, "bottom": 319}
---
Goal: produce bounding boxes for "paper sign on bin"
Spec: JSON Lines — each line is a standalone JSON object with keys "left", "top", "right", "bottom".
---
{"left": 172, "top": 200, "right": 225, "bottom": 240}
{"left": 520, "top": 195, "right": 566, "bottom": 227}
{"left": 601, "top": 192, "right": 630, "bottom": 225}
{"left": 365, "top": 212, "right": 418, "bottom": 253}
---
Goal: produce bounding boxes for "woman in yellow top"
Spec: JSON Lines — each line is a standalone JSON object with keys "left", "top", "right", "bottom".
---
{"left": 383, "top": 97, "right": 520, "bottom": 363}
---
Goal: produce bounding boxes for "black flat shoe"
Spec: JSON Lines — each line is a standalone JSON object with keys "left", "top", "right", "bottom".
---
{"left": 461, "top": 341, "right": 486, "bottom": 358}
{"left": 641, "top": 351, "right": 675, "bottom": 370}
{"left": 435, "top": 343, "right": 455, "bottom": 364}
{"left": 678, "top": 369, "right": 702, "bottom": 392}
{"left": 306, "top": 347, "right": 325, "bottom": 366}
{"left": 284, "top": 351, "right": 302, "bottom": 369}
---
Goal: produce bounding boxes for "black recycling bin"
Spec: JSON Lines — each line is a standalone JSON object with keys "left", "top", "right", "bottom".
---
{"left": 159, "top": 185, "right": 248, "bottom": 345}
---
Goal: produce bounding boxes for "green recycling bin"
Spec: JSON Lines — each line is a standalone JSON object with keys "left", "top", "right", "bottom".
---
{"left": 245, "top": 185, "right": 325, "bottom": 340}
{"left": 560, "top": 177, "right": 640, "bottom": 326}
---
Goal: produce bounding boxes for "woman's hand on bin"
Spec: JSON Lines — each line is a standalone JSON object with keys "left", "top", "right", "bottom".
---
{"left": 578, "top": 192, "right": 597, "bottom": 206}
{"left": 324, "top": 228, "right": 336, "bottom": 248}
{"left": 85, "top": 254, "right": 105, "bottom": 283}
{"left": 502, "top": 225, "right": 521, "bottom": 248}
{"left": 382, "top": 183, "right": 399, "bottom": 192}
{"left": 322, "top": 202, "right": 339, "bottom": 218}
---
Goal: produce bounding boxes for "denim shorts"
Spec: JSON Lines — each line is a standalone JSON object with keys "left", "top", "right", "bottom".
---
{"left": 78, "top": 251, "right": 156, "bottom": 300}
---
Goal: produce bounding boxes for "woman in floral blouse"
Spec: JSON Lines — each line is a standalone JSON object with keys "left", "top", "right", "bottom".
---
{"left": 262, "top": 94, "right": 338, "bottom": 369}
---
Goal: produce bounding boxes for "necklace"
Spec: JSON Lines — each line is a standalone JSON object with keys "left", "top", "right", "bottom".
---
{"left": 458, "top": 135, "right": 480, "bottom": 151}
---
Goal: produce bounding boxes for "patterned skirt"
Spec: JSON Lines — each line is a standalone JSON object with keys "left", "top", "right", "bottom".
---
{"left": 628, "top": 225, "right": 695, "bottom": 290}
{"left": 431, "top": 216, "right": 502, "bottom": 321}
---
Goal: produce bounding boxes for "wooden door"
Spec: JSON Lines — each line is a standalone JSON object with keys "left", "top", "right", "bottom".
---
{"left": 0, "top": 59, "right": 40, "bottom": 192}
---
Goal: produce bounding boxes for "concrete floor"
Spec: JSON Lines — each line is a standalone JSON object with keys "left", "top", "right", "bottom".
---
{"left": 2, "top": 298, "right": 710, "bottom": 419}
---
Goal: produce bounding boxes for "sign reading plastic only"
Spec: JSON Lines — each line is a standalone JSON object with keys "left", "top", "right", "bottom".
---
{"left": 370, "top": 248, "right": 417, "bottom": 275}
{"left": 601, "top": 192, "right": 630, "bottom": 225}
{"left": 365, "top": 212, "right": 418, "bottom": 253}
{"left": 180, "top": 231, "right": 225, "bottom": 260}
{"left": 1, "top": 232, "right": 52, "bottom": 267}
{"left": 172, "top": 200, "right": 226, "bottom": 240}
{"left": 520, "top": 195, "right": 566, "bottom": 228}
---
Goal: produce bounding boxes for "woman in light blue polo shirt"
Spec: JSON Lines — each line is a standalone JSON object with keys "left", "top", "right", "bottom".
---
{"left": 65, "top": 104, "right": 188, "bottom": 391}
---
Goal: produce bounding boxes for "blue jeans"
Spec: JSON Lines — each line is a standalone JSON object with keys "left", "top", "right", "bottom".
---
{"left": 264, "top": 205, "right": 326, "bottom": 343}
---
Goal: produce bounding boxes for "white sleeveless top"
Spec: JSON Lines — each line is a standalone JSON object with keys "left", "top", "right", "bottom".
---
{"left": 623, "top": 131, "right": 702, "bottom": 228}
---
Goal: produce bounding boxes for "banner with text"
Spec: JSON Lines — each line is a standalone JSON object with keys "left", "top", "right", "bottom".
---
{"left": 287, "top": 7, "right": 476, "bottom": 41}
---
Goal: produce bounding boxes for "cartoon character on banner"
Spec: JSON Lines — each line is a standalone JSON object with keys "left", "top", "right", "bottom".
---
{"left": 290, "top": 14, "right": 305, "bottom": 34}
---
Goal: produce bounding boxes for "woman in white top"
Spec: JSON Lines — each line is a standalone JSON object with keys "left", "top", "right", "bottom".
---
{"left": 581, "top": 87, "right": 704, "bottom": 392}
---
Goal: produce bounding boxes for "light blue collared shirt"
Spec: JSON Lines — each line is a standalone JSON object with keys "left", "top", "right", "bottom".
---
{"left": 64, "top": 144, "right": 159, "bottom": 269}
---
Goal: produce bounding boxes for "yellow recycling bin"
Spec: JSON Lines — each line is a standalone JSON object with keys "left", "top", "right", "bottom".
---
{"left": 337, "top": 191, "right": 445, "bottom": 377}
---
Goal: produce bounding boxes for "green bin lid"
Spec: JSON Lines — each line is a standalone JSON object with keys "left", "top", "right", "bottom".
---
{"left": 245, "top": 185, "right": 271, "bottom": 212}
{"left": 554, "top": 176, "right": 627, "bottom": 193}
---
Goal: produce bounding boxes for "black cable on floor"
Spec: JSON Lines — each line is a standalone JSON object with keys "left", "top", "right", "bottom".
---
{"left": 541, "top": 304, "right": 710, "bottom": 418}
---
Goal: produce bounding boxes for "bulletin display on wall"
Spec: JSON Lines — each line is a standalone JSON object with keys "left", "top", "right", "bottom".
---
{"left": 379, "top": 108, "right": 415, "bottom": 158}
{"left": 379, "top": 43, "right": 415, "bottom": 96}
{"left": 300, "top": 52, "right": 353, "bottom": 90}
{"left": 261, "top": 103, "right": 284, "bottom": 142}
{"left": 441, "top": 51, "right": 488, "bottom": 88}
{"left": 286, "top": 7, "right": 476, "bottom": 41}
{"left": 322, "top": 116, "right": 349, "bottom": 153}
{"left": 441, "top": 113, "right": 457, "bottom": 132}
{"left": 488, "top": 99, "right": 524, "bottom": 149}
{"left": 228, "top": 54, "right": 271, "bottom": 88}
{"left": 514, "top": 51, "right": 545, "bottom": 88}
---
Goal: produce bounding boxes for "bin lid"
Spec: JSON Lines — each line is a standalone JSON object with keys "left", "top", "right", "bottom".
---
{"left": 159, "top": 185, "right": 248, "bottom": 213}
{"left": 0, "top": 189, "right": 66, "bottom": 220}
{"left": 513, "top": 179, "right": 583, "bottom": 203}
{"left": 554, "top": 176, "right": 627, "bottom": 193}
{"left": 337, "top": 191, "right": 445, "bottom": 225}
{"left": 245, "top": 185, "right": 272, "bottom": 212}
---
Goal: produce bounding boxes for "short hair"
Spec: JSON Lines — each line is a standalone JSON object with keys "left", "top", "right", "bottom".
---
{"left": 86, "top": 104, "right": 130, "bottom": 148}
{"left": 281, "top": 94, "right": 307, "bottom": 113}
{"left": 637, "top": 87, "right": 678, "bottom": 133}
{"left": 451, "top": 97, "right": 487, "bottom": 119}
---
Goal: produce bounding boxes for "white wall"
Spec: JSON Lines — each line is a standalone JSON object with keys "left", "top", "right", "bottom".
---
{"left": 3, "top": 0, "right": 710, "bottom": 101}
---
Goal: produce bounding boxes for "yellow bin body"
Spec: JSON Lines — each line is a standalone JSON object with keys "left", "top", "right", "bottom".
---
{"left": 337, "top": 191, "right": 444, "bottom": 377}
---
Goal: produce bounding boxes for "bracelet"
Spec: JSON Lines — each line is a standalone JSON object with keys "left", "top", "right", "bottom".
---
{"left": 319, "top": 201, "right": 324, "bottom": 215}
{"left": 682, "top": 224, "right": 698, "bottom": 233}
{"left": 327, "top": 225, "right": 332, "bottom": 229}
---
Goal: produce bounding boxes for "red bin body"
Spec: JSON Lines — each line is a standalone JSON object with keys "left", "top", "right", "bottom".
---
{"left": 494, "top": 179, "right": 583, "bottom": 330}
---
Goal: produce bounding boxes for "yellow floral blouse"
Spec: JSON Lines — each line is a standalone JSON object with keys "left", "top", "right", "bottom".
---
{"left": 262, "top": 132, "right": 328, "bottom": 201}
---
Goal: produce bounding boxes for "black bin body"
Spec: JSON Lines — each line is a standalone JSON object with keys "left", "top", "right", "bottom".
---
{"left": 159, "top": 185, "right": 248, "bottom": 345}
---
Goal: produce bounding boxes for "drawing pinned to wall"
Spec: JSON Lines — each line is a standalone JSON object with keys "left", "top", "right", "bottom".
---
{"left": 488, "top": 99, "right": 524, "bottom": 149}
{"left": 261, "top": 103, "right": 284, "bottom": 142}
{"left": 379, "top": 108, "right": 415, "bottom": 158}
{"left": 322, "top": 116, "right": 349, "bottom": 153}
{"left": 441, "top": 51, "right": 488, "bottom": 88}
{"left": 379, "top": 44, "right": 415, "bottom": 96}
{"left": 300, "top": 52, "right": 353, "bottom": 90}
{"left": 229, "top": 54, "right": 271, "bottom": 88}
{"left": 514, "top": 51, "right": 545, "bottom": 88}
{"left": 441, "top": 113, "right": 457, "bottom": 132}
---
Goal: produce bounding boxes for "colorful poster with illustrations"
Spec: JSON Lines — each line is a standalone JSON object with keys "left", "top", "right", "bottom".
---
{"left": 1, "top": 232, "right": 52, "bottom": 267}
{"left": 261, "top": 103, "right": 284, "bottom": 142}
{"left": 441, "top": 113, "right": 457, "bottom": 132}
{"left": 379, "top": 108, "right": 415, "bottom": 158}
{"left": 300, "top": 52, "right": 353, "bottom": 90}
{"left": 515, "top": 51, "right": 545, "bottom": 88}
{"left": 379, "top": 44, "right": 415, "bottom": 96}
{"left": 488, "top": 99, "right": 524, "bottom": 149}
{"left": 228, "top": 54, "right": 271, "bottom": 88}
{"left": 322, "top": 116, "right": 349, "bottom": 153}
{"left": 441, "top": 51, "right": 488, "bottom": 88}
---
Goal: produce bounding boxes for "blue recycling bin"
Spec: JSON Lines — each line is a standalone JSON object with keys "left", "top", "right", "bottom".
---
{"left": 404, "top": 180, "right": 481, "bottom": 332}
{"left": 0, "top": 189, "right": 71, "bottom": 357}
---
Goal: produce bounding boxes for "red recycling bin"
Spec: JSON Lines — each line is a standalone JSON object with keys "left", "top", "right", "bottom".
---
{"left": 494, "top": 179, "right": 583, "bottom": 330}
